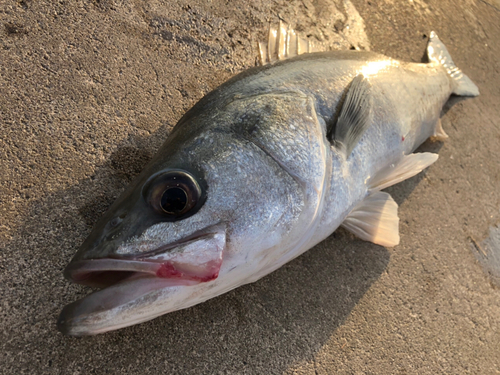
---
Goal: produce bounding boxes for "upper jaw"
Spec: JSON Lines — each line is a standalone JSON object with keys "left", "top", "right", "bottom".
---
{"left": 64, "top": 224, "right": 226, "bottom": 288}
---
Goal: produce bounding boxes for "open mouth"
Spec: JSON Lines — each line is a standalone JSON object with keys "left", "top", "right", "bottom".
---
{"left": 58, "top": 227, "right": 225, "bottom": 336}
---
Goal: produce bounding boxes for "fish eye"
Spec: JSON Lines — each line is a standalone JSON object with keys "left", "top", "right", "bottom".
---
{"left": 160, "top": 187, "right": 188, "bottom": 214}
{"left": 144, "top": 170, "right": 205, "bottom": 220}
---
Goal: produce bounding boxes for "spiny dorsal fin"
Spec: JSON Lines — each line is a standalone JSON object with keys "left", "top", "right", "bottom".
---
{"left": 341, "top": 191, "right": 400, "bottom": 247}
{"left": 258, "top": 20, "right": 323, "bottom": 65}
{"left": 368, "top": 153, "right": 438, "bottom": 192}
{"left": 328, "top": 74, "right": 372, "bottom": 157}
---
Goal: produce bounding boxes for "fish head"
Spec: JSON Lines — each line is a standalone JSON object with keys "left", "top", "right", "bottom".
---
{"left": 59, "top": 99, "right": 310, "bottom": 335}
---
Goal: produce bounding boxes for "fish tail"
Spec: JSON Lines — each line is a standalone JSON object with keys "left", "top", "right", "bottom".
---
{"left": 427, "top": 31, "right": 479, "bottom": 97}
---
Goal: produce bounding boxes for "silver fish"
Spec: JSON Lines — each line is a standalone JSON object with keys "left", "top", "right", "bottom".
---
{"left": 58, "top": 31, "right": 478, "bottom": 335}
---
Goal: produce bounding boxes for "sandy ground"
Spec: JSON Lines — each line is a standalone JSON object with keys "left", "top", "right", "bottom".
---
{"left": 1, "top": 0, "right": 499, "bottom": 373}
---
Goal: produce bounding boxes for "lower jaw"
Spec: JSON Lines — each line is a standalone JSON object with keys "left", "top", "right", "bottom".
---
{"left": 57, "top": 273, "right": 201, "bottom": 336}
{"left": 57, "top": 263, "right": 269, "bottom": 336}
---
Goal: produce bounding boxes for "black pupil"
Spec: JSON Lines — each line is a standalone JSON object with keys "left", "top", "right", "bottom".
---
{"left": 160, "top": 187, "right": 188, "bottom": 214}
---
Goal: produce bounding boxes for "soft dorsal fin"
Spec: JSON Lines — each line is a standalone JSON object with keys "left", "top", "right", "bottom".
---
{"left": 328, "top": 74, "right": 372, "bottom": 157}
{"left": 368, "top": 153, "right": 439, "bottom": 192}
{"left": 341, "top": 191, "right": 400, "bottom": 247}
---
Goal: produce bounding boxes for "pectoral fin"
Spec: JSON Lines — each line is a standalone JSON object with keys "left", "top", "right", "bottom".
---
{"left": 341, "top": 191, "right": 400, "bottom": 247}
{"left": 328, "top": 74, "right": 372, "bottom": 157}
{"left": 368, "top": 153, "right": 439, "bottom": 192}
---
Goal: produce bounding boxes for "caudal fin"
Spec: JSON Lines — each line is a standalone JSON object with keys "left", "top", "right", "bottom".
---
{"left": 427, "top": 31, "right": 479, "bottom": 97}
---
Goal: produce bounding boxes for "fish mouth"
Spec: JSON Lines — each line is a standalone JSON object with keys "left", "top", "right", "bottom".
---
{"left": 58, "top": 225, "right": 226, "bottom": 336}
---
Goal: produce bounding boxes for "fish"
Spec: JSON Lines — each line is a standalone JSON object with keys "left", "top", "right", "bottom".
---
{"left": 57, "top": 28, "right": 479, "bottom": 336}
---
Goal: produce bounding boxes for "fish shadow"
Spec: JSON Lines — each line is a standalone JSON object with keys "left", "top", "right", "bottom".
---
{"left": 6, "top": 122, "right": 454, "bottom": 373}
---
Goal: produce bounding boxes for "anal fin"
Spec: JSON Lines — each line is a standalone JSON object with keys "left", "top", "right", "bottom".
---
{"left": 341, "top": 191, "right": 400, "bottom": 247}
{"left": 431, "top": 119, "right": 449, "bottom": 141}
{"left": 368, "top": 153, "right": 438, "bottom": 192}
